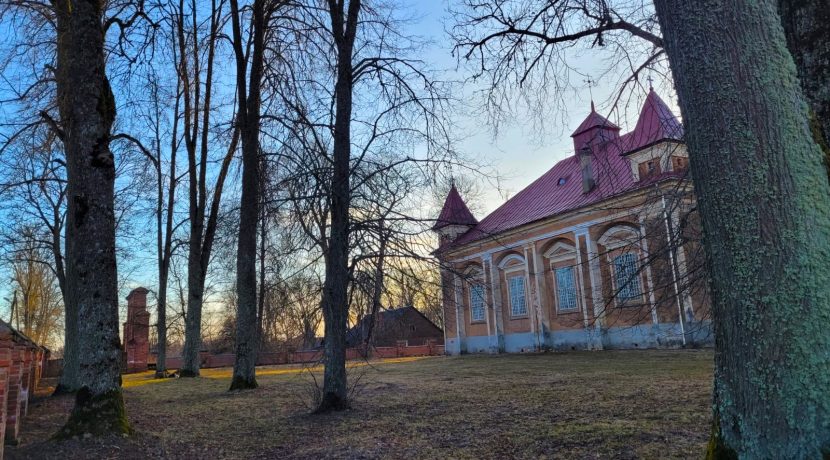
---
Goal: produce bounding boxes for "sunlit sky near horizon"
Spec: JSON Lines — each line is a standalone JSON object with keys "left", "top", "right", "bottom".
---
{"left": 0, "top": 1, "right": 682, "bottom": 325}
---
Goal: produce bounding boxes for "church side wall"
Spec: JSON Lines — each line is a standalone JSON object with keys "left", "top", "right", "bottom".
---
{"left": 438, "top": 183, "right": 713, "bottom": 355}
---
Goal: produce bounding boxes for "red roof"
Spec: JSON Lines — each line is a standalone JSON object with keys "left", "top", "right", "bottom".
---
{"left": 625, "top": 89, "right": 684, "bottom": 154}
{"left": 571, "top": 102, "right": 620, "bottom": 137}
{"left": 440, "top": 91, "right": 683, "bottom": 250}
{"left": 433, "top": 184, "right": 478, "bottom": 230}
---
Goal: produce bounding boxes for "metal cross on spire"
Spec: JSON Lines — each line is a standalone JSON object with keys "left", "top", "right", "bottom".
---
{"left": 584, "top": 77, "right": 596, "bottom": 112}
{"left": 646, "top": 74, "right": 654, "bottom": 91}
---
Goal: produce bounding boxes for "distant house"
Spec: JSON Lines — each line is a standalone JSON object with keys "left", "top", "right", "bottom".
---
{"left": 347, "top": 307, "right": 444, "bottom": 348}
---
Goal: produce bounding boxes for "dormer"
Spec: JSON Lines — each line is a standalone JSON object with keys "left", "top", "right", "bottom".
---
{"left": 433, "top": 183, "right": 478, "bottom": 247}
{"left": 623, "top": 88, "right": 686, "bottom": 181}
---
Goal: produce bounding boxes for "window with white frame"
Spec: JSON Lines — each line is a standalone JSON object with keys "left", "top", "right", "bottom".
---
{"left": 507, "top": 275, "right": 527, "bottom": 316}
{"left": 470, "top": 284, "right": 485, "bottom": 322}
{"left": 554, "top": 266, "right": 578, "bottom": 311}
{"left": 613, "top": 252, "right": 641, "bottom": 300}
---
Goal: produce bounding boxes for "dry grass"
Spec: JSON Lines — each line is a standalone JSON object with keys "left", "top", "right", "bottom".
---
{"left": 9, "top": 350, "right": 713, "bottom": 459}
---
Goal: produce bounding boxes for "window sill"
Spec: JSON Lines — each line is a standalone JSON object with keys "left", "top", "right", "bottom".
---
{"left": 615, "top": 298, "right": 644, "bottom": 308}
{"left": 556, "top": 309, "right": 581, "bottom": 315}
{"left": 509, "top": 314, "right": 529, "bottom": 320}
{"left": 470, "top": 320, "right": 486, "bottom": 324}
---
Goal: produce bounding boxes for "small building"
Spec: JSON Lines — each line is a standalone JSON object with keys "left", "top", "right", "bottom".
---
{"left": 347, "top": 307, "right": 444, "bottom": 348}
{"left": 122, "top": 287, "right": 150, "bottom": 373}
{"left": 434, "top": 89, "right": 711, "bottom": 354}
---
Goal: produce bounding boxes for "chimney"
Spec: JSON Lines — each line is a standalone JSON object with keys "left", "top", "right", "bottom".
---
{"left": 578, "top": 146, "right": 595, "bottom": 193}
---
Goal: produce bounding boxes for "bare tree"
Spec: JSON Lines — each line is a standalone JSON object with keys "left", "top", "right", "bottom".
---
{"left": 7, "top": 228, "right": 63, "bottom": 348}
{"left": 450, "top": 0, "right": 828, "bottom": 167}
{"left": 228, "top": 0, "right": 285, "bottom": 390}
{"left": 176, "top": 0, "right": 240, "bottom": 377}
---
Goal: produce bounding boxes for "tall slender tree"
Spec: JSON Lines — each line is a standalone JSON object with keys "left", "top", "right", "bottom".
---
{"left": 229, "top": 0, "right": 276, "bottom": 390}
{"left": 178, "top": 0, "right": 239, "bottom": 377}
{"left": 653, "top": 0, "right": 830, "bottom": 456}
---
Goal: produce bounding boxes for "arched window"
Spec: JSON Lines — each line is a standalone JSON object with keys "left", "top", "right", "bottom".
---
{"left": 554, "top": 266, "right": 578, "bottom": 311}
{"left": 612, "top": 252, "right": 642, "bottom": 300}
{"left": 507, "top": 275, "right": 527, "bottom": 317}
{"left": 498, "top": 254, "right": 528, "bottom": 317}
{"left": 544, "top": 241, "right": 580, "bottom": 313}
{"left": 599, "top": 225, "right": 644, "bottom": 303}
{"left": 469, "top": 284, "right": 485, "bottom": 322}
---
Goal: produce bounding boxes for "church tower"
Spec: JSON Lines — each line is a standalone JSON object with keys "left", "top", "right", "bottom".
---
{"left": 433, "top": 183, "right": 478, "bottom": 247}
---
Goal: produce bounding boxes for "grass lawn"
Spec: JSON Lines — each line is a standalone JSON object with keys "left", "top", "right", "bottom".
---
{"left": 9, "top": 350, "right": 713, "bottom": 459}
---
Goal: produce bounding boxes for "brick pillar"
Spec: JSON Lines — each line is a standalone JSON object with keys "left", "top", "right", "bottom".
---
{"left": 19, "top": 348, "right": 32, "bottom": 417}
{"left": 5, "top": 347, "right": 23, "bottom": 444}
{"left": 0, "top": 366, "right": 7, "bottom": 458}
{"left": 124, "top": 287, "right": 151, "bottom": 373}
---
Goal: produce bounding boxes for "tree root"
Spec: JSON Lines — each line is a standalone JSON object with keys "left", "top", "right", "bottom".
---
{"left": 228, "top": 375, "right": 258, "bottom": 391}
{"left": 54, "top": 387, "right": 131, "bottom": 440}
{"left": 313, "top": 392, "right": 350, "bottom": 414}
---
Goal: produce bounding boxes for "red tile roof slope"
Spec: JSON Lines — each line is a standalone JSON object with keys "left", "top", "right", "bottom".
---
{"left": 443, "top": 90, "right": 684, "bottom": 249}
{"left": 433, "top": 183, "right": 478, "bottom": 230}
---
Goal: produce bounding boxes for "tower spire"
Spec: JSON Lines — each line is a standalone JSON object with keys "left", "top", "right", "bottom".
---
{"left": 584, "top": 77, "right": 596, "bottom": 112}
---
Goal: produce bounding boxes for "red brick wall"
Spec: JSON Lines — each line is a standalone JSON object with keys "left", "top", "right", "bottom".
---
{"left": 156, "top": 343, "right": 445, "bottom": 371}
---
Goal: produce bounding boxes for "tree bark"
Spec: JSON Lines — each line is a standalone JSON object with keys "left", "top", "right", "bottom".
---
{"left": 229, "top": 0, "right": 266, "bottom": 391}
{"left": 778, "top": 0, "right": 830, "bottom": 169}
{"left": 315, "top": 0, "right": 361, "bottom": 413}
{"left": 654, "top": 0, "right": 830, "bottom": 456}
{"left": 54, "top": 0, "right": 129, "bottom": 436}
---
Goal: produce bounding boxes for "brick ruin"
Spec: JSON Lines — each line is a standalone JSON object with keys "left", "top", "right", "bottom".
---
{"left": 123, "top": 287, "right": 150, "bottom": 374}
{"left": 0, "top": 320, "right": 48, "bottom": 454}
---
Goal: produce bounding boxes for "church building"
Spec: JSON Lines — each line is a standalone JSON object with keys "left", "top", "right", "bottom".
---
{"left": 433, "top": 89, "right": 711, "bottom": 354}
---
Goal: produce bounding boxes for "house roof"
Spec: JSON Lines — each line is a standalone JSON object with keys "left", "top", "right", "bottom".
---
{"left": 437, "top": 90, "right": 684, "bottom": 251}
{"left": 433, "top": 183, "right": 478, "bottom": 230}
{"left": 346, "top": 306, "right": 443, "bottom": 346}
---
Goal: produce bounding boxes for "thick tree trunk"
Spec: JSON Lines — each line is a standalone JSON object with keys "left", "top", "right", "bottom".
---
{"left": 229, "top": 0, "right": 265, "bottom": 391}
{"left": 778, "top": 0, "right": 830, "bottom": 167}
{"left": 54, "top": 0, "right": 129, "bottom": 436}
{"left": 654, "top": 0, "right": 830, "bottom": 456}
{"left": 315, "top": 0, "right": 361, "bottom": 413}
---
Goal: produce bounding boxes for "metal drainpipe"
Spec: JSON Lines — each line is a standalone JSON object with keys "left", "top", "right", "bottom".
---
{"left": 660, "top": 190, "right": 687, "bottom": 346}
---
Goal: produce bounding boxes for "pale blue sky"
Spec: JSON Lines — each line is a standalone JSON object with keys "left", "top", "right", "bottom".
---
{"left": 410, "top": 1, "right": 677, "bottom": 216}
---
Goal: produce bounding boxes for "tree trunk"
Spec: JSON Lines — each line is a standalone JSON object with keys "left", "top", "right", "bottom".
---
{"left": 778, "top": 0, "right": 830, "bottom": 168}
{"left": 229, "top": 0, "right": 265, "bottom": 391}
{"left": 54, "top": 0, "right": 129, "bottom": 436}
{"left": 654, "top": 0, "right": 830, "bottom": 456}
{"left": 155, "top": 92, "right": 178, "bottom": 379}
{"left": 180, "top": 248, "right": 204, "bottom": 377}
{"left": 315, "top": 0, "right": 361, "bottom": 413}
